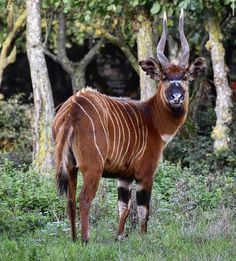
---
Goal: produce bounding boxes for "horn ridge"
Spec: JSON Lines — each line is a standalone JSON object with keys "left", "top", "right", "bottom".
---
{"left": 178, "top": 9, "right": 190, "bottom": 68}
{"left": 156, "top": 11, "right": 170, "bottom": 69}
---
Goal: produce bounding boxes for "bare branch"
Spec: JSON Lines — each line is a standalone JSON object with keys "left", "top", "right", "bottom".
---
{"left": 43, "top": 10, "right": 54, "bottom": 48}
{"left": 80, "top": 22, "right": 139, "bottom": 74}
{"left": 79, "top": 38, "right": 105, "bottom": 71}
{"left": 44, "top": 48, "right": 74, "bottom": 75}
{"left": 57, "top": 10, "right": 66, "bottom": 57}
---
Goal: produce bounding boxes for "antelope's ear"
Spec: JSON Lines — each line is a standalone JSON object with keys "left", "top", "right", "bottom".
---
{"left": 187, "top": 57, "right": 206, "bottom": 80}
{"left": 139, "top": 58, "right": 162, "bottom": 80}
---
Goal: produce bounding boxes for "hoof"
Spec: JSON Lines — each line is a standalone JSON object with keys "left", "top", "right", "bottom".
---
{"left": 115, "top": 234, "right": 124, "bottom": 241}
{"left": 72, "top": 238, "right": 77, "bottom": 243}
{"left": 82, "top": 239, "right": 89, "bottom": 244}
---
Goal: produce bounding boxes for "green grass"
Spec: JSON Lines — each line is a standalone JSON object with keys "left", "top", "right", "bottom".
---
{"left": 0, "top": 160, "right": 235, "bottom": 260}
{"left": 0, "top": 208, "right": 235, "bottom": 261}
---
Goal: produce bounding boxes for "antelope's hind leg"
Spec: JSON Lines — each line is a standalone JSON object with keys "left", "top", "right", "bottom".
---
{"left": 79, "top": 169, "right": 102, "bottom": 243}
{"left": 115, "top": 178, "right": 132, "bottom": 241}
{"left": 67, "top": 166, "right": 78, "bottom": 241}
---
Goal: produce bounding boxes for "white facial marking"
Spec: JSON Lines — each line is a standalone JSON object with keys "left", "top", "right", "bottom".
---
{"left": 169, "top": 80, "right": 181, "bottom": 84}
{"left": 137, "top": 206, "right": 147, "bottom": 222}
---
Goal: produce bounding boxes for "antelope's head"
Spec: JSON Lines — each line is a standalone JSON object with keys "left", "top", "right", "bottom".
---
{"left": 139, "top": 10, "right": 206, "bottom": 110}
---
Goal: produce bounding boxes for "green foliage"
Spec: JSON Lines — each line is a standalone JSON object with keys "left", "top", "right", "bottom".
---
{"left": 1, "top": 157, "right": 235, "bottom": 239}
{"left": 0, "top": 202, "right": 235, "bottom": 260}
{"left": 0, "top": 160, "right": 65, "bottom": 236}
{"left": 0, "top": 95, "right": 32, "bottom": 164}
{"left": 0, "top": 158, "right": 235, "bottom": 259}
{"left": 162, "top": 101, "right": 236, "bottom": 212}
{"left": 153, "top": 160, "right": 236, "bottom": 214}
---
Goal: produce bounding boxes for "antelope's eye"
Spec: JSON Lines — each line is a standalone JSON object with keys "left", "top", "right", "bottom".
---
{"left": 182, "top": 75, "right": 187, "bottom": 81}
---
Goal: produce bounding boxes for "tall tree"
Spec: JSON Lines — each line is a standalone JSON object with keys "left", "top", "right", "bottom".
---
{"left": 0, "top": 4, "right": 26, "bottom": 86}
{"left": 137, "top": 13, "right": 156, "bottom": 100}
{"left": 206, "top": 14, "right": 232, "bottom": 151}
{"left": 172, "top": 0, "right": 233, "bottom": 149}
{"left": 26, "top": 0, "right": 54, "bottom": 174}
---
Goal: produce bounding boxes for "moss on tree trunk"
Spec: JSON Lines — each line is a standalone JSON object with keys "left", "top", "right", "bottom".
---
{"left": 137, "top": 14, "right": 156, "bottom": 100}
{"left": 26, "top": 0, "right": 54, "bottom": 174}
{"left": 0, "top": 10, "right": 26, "bottom": 85}
{"left": 206, "top": 15, "right": 232, "bottom": 152}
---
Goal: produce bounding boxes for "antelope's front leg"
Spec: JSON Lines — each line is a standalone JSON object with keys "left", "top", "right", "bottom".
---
{"left": 136, "top": 180, "right": 152, "bottom": 233}
{"left": 115, "top": 178, "right": 132, "bottom": 241}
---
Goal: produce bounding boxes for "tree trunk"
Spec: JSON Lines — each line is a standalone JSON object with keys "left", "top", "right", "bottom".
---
{"left": 0, "top": 9, "right": 26, "bottom": 86}
{"left": 129, "top": 15, "right": 156, "bottom": 230}
{"left": 26, "top": 0, "right": 54, "bottom": 174}
{"left": 137, "top": 15, "right": 156, "bottom": 100}
{"left": 168, "top": 35, "right": 181, "bottom": 64}
{"left": 206, "top": 15, "right": 233, "bottom": 151}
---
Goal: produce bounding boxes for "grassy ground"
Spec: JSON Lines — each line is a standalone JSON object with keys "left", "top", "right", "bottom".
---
{"left": 0, "top": 161, "right": 235, "bottom": 261}
{"left": 1, "top": 207, "right": 235, "bottom": 261}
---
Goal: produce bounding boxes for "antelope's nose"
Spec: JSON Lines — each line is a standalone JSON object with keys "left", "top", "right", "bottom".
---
{"left": 170, "top": 92, "right": 184, "bottom": 103}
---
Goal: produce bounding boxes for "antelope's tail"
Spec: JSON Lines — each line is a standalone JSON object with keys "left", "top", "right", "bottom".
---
{"left": 54, "top": 123, "right": 74, "bottom": 196}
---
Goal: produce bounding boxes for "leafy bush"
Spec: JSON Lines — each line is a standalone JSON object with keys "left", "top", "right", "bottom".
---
{"left": 152, "top": 160, "right": 236, "bottom": 218}
{"left": 0, "top": 94, "right": 33, "bottom": 164}
{"left": 0, "top": 158, "right": 235, "bottom": 238}
{"left": 0, "top": 160, "right": 65, "bottom": 236}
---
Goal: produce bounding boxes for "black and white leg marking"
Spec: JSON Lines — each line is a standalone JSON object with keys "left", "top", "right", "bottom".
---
{"left": 116, "top": 178, "right": 132, "bottom": 240}
{"left": 117, "top": 179, "right": 132, "bottom": 217}
{"left": 136, "top": 183, "right": 151, "bottom": 232}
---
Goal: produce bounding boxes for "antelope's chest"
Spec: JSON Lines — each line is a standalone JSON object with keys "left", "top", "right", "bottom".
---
{"left": 161, "top": 134, "right": 175, "bottom": 146}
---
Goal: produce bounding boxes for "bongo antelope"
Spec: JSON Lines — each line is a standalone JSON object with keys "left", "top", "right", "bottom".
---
{"left": 52, "top": 9, "right": 206, "bottom": 242}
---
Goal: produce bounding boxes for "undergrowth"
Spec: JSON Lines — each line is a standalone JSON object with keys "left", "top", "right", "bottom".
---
{"left": 0, "top": 159, "right": 235, "bottom": 260}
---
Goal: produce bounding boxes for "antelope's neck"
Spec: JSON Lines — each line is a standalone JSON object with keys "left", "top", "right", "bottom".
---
{"left": 149, "top": 84, "right": 189, "bottom": 137}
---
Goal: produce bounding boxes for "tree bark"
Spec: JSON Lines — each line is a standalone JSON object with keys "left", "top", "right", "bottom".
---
{"left": 168, "top": 35, "right": 181, "bottom": 64}
{"left": 206, "top": 15, "right": 233, "bottom": 151}
{"left": 137, "top": 14, "right": 156, "bottom": 100}
{"left": 26, "top": 0, "right": 54, "bottom": 174}
{"left": 0, "top": 9, "right": 26, "bottom": 86}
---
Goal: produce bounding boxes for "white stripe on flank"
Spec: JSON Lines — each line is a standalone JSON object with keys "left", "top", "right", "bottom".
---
{"left": 111, "top": 102, "right": 126, "bottom": 168}
{"left": 117, "top": 103, "right": 131, "bottom": 166}
{"left": 80, "top": 95, "right": 109, "bottom": 158}
{"left": 104, "top": 99, "right": 118, "bottom": 164}
{"left": 85, "top": 93, "right": 110, "bottom": 143}
{"left": 107, "top": 100, "right": 122, "bottom": 170}
{"left": 136, "top": 120, "right": 148, "bottom": 161}
{"left": 133, "top": 104, "right": 147, "bottom": 161}
{"left": 54, "top": 97, "right": 72, "bottom": 130}
{"left": 123, "top": 102, "right": 140, "bottom": 163}
{"left": 123, "top": 103, "right": 138, "bottom": 164}
{"left": 72, "top": 97, "right": 105, "bottom": 165}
